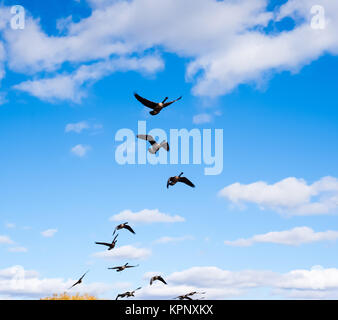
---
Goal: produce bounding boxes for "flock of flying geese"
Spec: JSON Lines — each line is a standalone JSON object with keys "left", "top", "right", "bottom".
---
{"left": 68, "top": 93, "right": 204, "bottom": 300}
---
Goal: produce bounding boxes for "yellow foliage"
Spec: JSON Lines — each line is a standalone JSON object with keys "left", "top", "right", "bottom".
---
{"left": 41, "top": 292, "right": 98, "bottom": 300}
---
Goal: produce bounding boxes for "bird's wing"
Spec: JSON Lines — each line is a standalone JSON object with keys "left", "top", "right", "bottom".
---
{"left": 112, "top": 227, "right": 117, "bottom": 236}
{"left": 95, "top": 242, "right": 110, "bottom": 246}
{"left": 108, "top": 266, "right": 120, "bottom": 270}
{"left": 135, "top": 287, "right": 142, "bottom": 291}
{"left": 185, "top": 296, "right": 193, "bottom": 300}
{"left": 167, "top": 178, "right": 171, "bottom": 189}
{"left": 160, "top": 141, "right": 169, "bottom": 152}
{"left": 124, "top": 224, "right": 136, "bottom": 234}
{"left": 68, "top": 280, "right": 80, "bottom": 289}
{"left": 150, "top": 277, "right": 154, "bottom": 285}
{"left": 113, "top": 234, "right": 119, "bottom": 242}
{"left": 134, "top": 93, "right": 158, "bottom": 109}
{"left": 163, "top": 96, "right": 182, "bottom": 107}
{"left": 79, "top": 270, "right": 89, "bottom": 281}
{"left": 137, "top": 134, "right": 156, "bottom": 145}
{"left": 158, "top": 276, "right": 167, "bottom": 285}
{"left": 126, "top": 264, "right": 139, "bottom": 268}
{"left": 178, "top": 177, "right": 195, "bottom": 188}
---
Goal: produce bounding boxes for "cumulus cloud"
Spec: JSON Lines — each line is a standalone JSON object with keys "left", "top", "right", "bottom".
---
{"left": 70, "top": 144, "right": 91, "bottom": 157}
{"left": 137, "top": 265, "right": 338, "bottom": 300}
{"left": 14, "top": 56, "right": 163, "bottom": 102}
{"left": 218, "top": 176, "right": 338, "bottom": 215}
{"left": 0, "top": 265, "right": 111, "bottom": 299}
{"left": 92, "top": 245, "right": 151, "bottom": 261}
{"left": 224, "top": 227, "right": 338, "bottom": 246}
{"left": 1, "top": 0, "right": 337, "bottom": 102}
{"left": 110, "top": 209, "right": 185, "bottom": 224}
{"left": 41, "top": 229, "right": 58, "bottom": 238}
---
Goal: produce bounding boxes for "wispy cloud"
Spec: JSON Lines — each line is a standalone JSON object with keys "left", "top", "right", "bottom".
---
{"left": 110, "top": 209, "right": 185, "bottom": 224}
{"left": 154, "top": 235, "right": 195, "bottom": 244}
{"left": 0, "top": 235, "right": 14, "bottom": 245}
{"left": 41, "top": 229, "right": 58, "bottom": 238}
{"left": 224, "top": 227, "right": 338, "bottom": 247}
{"left": 193, "top": 113, "right": 212, "bottom": 124}
{"left": 70, "top": 144, "right": 91, "bottom": 157}
{"left": 93, "top": 245, "right": 151, "bottom": 261}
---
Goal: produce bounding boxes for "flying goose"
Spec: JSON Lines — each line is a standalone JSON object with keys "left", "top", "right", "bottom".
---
{"left": 68, "top": 270, "right": 89, "bottom": 290}
{"left": 174, "top": 291, "right": 205, "bottom": 300}
{"left": 108, "top": 263, "right": 139, "bottom": 272}
{"left": 134, "top": 92, "right": 182, "bottom": 116}
{"left": 112, "top": 222, "right": 135, "bottom": 236}
{"left": 167, "top": 172, "right": 195, "bottom": 188}
{"left": 137, "top": 134, "right": 169, "bottom": 154}
{"left": 95, "top": 234, "right": 118, "bottom": 250}
{"left": 116, "top": 287, "right": 142, "bottom": 300}
{"left": 150, "top": 275, "right": 167, "bottom": 285}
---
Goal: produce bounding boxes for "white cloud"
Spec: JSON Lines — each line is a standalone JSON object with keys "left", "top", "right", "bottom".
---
{"left": 154, "top": 235, "right": 194, "bottom": 244}
{"left": 138, "top": 265, "right": 338, "bottom": 300}
{"left": 93, "top": 245, "right": 151, "bottom": 261}
{"left": 0, "top": 265, "right": 111, "bottom": 299}
{"left": 224, "top": 227, "right": 338, "bottom": 247}
{"left": 41, "top": 229, "right": 58, "bottom": 238}
{"left": 192, "top": 113, "right": 212, "bottom": 124}
{"left": 218, "top": 176, "right": 338, "bottom": 215}
{"left": 70, "top": 144, "right": 91, "bottom": 157}
{"left": 110, "top": 209, "right": 185, "bottom": 224}
{"left": 1, "top": 0, "right": 337, "bottom": 102}
{"left": 0, "top": 235, "right": 14, "bottom": 245}
{"left": 14, "top": 56, "right": 164, "bottom": 102}
{"left": 65, "top": 121, "right": 90, "bottom": 133}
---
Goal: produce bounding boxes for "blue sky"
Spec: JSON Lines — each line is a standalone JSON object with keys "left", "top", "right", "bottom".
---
{"left": 0, "top": 0, "right": 338, "bottom": 299}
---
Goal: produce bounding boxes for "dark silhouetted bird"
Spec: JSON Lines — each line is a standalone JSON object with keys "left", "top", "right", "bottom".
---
{"left": 95, "top": 234, "right": 118, "bottom": 250}
{"left": 137, "top": 134, "right": 169, "bottom": 154}
{"left": 174, "top": 291, "right": 205, "bottom": 300}
{"left": 116, "top": 287, "right": 142, "bottom": 300}
{"left": 112, "top": 222, "right": 135, "bottom": 236}
{"left": 167, "top": 172, "right": 195, "bottom": 188}
{"left": 108, "top": 263, "right": 139, "bottom": 272}
{"left": 150, "top": 275, "right": 167, "bottom": 285}
{"left": 68, "top": 270, "right": 89, "bottom": 290}
{"left": 134, "top": 92, "right": 182, "bottom": 116}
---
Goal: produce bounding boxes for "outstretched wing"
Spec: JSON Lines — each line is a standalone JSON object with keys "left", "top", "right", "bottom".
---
{"left": 79, "top": 270, "right": 89, "bottom": 281}
{"left": 160, "top": 141, "right": 169, "bottom": 152}
{"left": 163, "top": 96, "right": 182, "bottom": 108}
{"left": 68, "top": 280, "right": 80, "bottom": 290}
{"left": 124, "top": 224, "right": 136, "bottom": 234}
{"left": 108, "top": 266, "right": 120, "bottom": 270}
{"left": 167, "top": 178, "right": 171, "bottom": 189}
{"left": 157, "top": 276, "right": 167, "bottom": 285}
{"left": 134, "top": 93, "right": 158, "bottom": 109}
{"left": 126, "top": 264, "right": 139, "bottom": 268}
{"left": 137, "top": 134, "right": 156, "bottom": 145}
{"left": 95, "top": 242, "right": 110, "bottom": 247}
{"left": 178, "top": 177, "right": 195, "bottom": 188}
